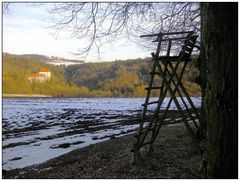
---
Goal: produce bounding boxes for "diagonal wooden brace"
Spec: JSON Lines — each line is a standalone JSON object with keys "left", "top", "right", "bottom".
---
{"left": 152, "top": 53, "right": 195, "bottom": 137}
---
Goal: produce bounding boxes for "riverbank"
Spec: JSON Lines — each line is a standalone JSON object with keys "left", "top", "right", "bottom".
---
{"left": 3, "top": 94, "right": 52, "bottom": 98}
{"left": 3, "top": 122, "right": 204, "bottom": 179}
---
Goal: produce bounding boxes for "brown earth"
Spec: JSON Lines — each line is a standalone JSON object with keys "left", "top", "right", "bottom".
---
{"left": 3, "top": 122, "right": 204, "bottom": 179}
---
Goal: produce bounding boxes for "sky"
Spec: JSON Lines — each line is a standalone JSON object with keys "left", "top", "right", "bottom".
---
{"left": 3, "top": 3, "right": 150, "bottom": 62}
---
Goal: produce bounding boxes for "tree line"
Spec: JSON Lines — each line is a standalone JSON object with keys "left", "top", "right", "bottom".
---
{"left": 3, "top": 53, "right": 200, "bottom": 97}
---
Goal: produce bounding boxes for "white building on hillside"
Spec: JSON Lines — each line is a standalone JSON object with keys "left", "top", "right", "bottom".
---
{"left": 28, "top": 68, "right": 51, "bottom": 83}
{"left": 39, "top": 68, "right": 51, "bottom": 78}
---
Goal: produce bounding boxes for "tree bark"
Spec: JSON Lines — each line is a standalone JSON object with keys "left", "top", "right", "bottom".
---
{"left": 201, "top": 2, "right": 238, "bottom": 178}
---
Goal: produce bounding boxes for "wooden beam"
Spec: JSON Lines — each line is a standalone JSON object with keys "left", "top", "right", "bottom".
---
{"left": 140, "top": 31, "right": 193, "bottom": 38}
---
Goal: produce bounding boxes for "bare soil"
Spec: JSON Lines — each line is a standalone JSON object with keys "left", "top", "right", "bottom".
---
{"left": 3, "top": 122, "right": 204, "bottom": 179}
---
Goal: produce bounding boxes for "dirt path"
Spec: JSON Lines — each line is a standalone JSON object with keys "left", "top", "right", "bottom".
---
{"left": 3, "top": 122, "right": 204, "bottom": 179}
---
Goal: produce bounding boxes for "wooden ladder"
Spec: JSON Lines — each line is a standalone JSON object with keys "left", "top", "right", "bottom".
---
{"left": 132, "top": 31, "right": 200, "bottom": 163}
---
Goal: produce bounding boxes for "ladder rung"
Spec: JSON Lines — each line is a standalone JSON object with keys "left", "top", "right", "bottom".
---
{"left": 142, "top": 101, "right": 159, "bottom": 106}
{"left": 159, "top": 57, "right": 191, "bottom": 62}
{"left": 149, "top": 72, "right": 161, "bottom": 75}
{"left": 145, "top": 86, "right": 163, "bottom": 90}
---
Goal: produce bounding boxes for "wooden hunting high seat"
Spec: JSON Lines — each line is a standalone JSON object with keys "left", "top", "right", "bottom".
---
{"left": 132, "top": 31, "right": 200, "bottom": 163}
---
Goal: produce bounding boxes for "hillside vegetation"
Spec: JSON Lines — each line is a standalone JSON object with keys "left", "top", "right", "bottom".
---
{"left": 3, "top": 53, "right": 200, "bottom": 97}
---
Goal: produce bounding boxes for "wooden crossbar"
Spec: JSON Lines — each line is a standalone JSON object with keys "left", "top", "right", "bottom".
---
{"left": 140, "top": 30, "right": 193, "bottom": 38}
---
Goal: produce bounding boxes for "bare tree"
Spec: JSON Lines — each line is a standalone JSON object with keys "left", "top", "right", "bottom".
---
{"left": 46, "top": 2, "right": 200, "bottom": 59}
{"left": 201, "top": 3, "right": 237, "bottom": 178}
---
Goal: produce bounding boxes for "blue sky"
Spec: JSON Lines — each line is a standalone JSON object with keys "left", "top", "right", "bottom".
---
{"left": 3, "top": 3, "right": 150, "bottom": 62}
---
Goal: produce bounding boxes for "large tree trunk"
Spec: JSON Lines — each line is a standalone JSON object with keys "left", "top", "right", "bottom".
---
{"left": 201, "top": 3, "right": 238, "bottom": 178}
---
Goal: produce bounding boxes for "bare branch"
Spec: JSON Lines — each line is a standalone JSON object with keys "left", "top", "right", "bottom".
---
{"left": 46, "top": 2, "right": 200, "bottom": 60}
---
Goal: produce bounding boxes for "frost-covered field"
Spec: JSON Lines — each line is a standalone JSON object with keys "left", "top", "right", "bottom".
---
{"left": 3, "top": 97, "right": 201, "bottom": 170}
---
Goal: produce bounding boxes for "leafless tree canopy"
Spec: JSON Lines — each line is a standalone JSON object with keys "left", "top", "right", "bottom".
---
{"left": 3, "top": 2, "right": 200, "bottom": 59}
{"left": 46, "top": 2, "right": 200, "bottom": 59}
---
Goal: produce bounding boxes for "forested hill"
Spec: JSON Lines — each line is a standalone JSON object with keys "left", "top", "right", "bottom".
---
{"left": 3, "top": 53, "right": 201, "bottom": 97}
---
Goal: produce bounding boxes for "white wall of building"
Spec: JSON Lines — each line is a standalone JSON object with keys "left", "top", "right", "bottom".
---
{"left": 39, "top": 72, "right": 51, "bottom": 78}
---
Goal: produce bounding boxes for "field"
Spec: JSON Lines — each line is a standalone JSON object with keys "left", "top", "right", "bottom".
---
{"left": 3, "top": 97, "right": 201, "bottom": 172}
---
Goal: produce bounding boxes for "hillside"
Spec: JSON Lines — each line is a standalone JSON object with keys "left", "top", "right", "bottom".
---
{"left": 3, "top": 53, "right": 84, "bottom": 65}
{"left": 3, "top": 53, "right": 74, "bottom": 97}
{"left": 2, "top": 53, "right": 201, "bottom": 97}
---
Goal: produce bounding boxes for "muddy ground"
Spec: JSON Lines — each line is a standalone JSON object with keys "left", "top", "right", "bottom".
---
{"left": 3, "top": 121, "right": 204, "bottom": 179}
